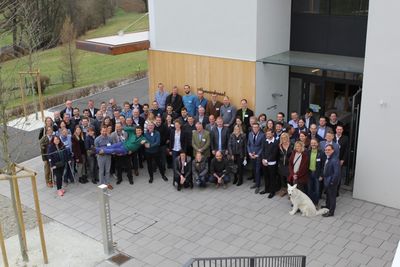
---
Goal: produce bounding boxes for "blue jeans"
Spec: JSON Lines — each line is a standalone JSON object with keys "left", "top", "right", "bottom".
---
{"left": 208, "top": 174, "right": 231, "bottom": 184}
{"left": 96, "top": 142, "right": 128, "bottom": 155}
{"left": 307, "top": 171, "right": 320, "bottom": 205}
{"left": 251, "top": 158, "right": 262, "bottom": 187}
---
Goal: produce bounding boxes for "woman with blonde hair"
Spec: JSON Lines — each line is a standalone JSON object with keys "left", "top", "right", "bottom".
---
{"left": 277, "top": 133, "right": 293, "bottom": 197}
{"left": 288, "top": 140, "right": 309, "bottom": 193}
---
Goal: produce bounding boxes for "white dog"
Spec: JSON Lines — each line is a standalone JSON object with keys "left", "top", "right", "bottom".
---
{"left": 287, "top": 184, "right": 329, "bottom": 217}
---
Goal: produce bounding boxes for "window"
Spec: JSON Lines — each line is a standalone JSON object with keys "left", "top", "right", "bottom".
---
{"left": 293, "top": 0, "right": 329, "bottom": 14}
{"left": 292, "top": 0, "right": 369, "bottom": 16}
{"left": 331, "top": 0, "right": 368, "bottom": 16}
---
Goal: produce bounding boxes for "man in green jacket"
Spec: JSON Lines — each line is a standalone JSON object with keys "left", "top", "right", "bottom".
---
{"left": 96, "top": 127, "right": 147, "bottom": 155}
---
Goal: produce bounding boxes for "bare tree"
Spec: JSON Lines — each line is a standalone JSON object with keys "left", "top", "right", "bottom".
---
{"left": 59, "top": 16, "right": 79, "bottom": 88}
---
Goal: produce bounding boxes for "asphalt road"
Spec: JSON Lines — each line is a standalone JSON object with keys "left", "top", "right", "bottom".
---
{"left": 0, "top": 78, "right": 149, "bottom": 168}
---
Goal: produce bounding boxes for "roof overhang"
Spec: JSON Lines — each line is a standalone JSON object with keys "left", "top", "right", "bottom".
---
{"left": 258, "top": 51, "right": 364, "bottom": 74}
{"left": 76, "top": 31, "right": 150, "bottom": 55}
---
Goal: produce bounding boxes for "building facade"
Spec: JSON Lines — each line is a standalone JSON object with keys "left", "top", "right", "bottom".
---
{"left": 148, "top": 0, "right": 400, "bottom": 209}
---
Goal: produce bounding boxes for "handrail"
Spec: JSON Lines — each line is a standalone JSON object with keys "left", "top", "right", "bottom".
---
{"left": 182, "top": 255, "right": 306, "bottom": 267}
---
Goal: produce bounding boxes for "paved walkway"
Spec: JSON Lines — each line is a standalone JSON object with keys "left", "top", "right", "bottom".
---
{"left": 1, "top": 156, "right": 399, "bottom": 267}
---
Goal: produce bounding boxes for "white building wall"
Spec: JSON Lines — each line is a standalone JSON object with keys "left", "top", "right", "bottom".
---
{"left": 148, "top": 0, "right": 258, "bottom": 61}
{"left": 255, "top": 0, "right": 291, "bottom": 116}
{"left": 353, "top": 0, "right": 400, "bottom": 209}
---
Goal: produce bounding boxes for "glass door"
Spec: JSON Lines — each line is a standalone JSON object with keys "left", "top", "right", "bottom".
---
{"left": 289, "top": 77, "right": 324, "bottom": 117}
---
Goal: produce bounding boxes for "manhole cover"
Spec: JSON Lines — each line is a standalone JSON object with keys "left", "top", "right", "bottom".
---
{"left": 107, "top": 253, "right": 132, "bottom": 266}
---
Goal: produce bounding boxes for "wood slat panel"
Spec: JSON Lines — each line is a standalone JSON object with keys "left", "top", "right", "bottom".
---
{"left": 148, "top": 50, "right": 256, "bottom": 110}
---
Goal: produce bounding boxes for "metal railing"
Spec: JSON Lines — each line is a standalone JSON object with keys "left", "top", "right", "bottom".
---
{"left": 183, "top": 256, "right": 306, "bottom": 267}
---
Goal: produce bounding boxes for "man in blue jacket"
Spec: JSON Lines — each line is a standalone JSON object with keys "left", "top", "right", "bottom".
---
{"left": 144, "top": 122, "right": 169, "bottom": 183}
{"left": 247, "top": 123, "right": 264, "bottom": 194}
{"left": 321, "top": 144, "right": 341, "bottom": 217}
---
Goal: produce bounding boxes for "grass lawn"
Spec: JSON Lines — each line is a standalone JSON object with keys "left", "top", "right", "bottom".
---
{"left": 1, "top": 8, "right": 149, "bottom": 109}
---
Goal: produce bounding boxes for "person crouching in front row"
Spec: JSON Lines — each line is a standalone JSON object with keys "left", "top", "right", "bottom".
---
{"left": 209, "top": 150, "right": 230, "bottom": 188}
{"left": 174, "top": 151, "right": 192, "bottom": 191}
{"left": 192, "top": 152, "right": 208, "bottom": 187}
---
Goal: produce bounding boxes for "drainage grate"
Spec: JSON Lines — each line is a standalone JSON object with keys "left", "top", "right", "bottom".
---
{"left": 107, "top": 253, "right": 132, "bottom": 266}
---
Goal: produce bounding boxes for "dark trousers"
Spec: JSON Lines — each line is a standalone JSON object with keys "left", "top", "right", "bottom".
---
{"left": 53, "top": 167, "right": 64, "bottom": 190}
{"left": 131, "top": 151, "right": 140, "bottom": 170}
{"left": 87, "top": 155, "right": 98, "bottom": 181}
{"left": 325, "top": 184, "right": 337, "bottom": 215}
{"left": 307, "top": 171, "right": 320, "bottom": 205}
{"left": 174, "top": 174, "right": 192, "bottom": 187}
{"left": 263, "top": 165, "right": 279, "bottom": 193}
{"left": 251, "top": 158, "right": 262, "bottom": 187}
{"left": 145, "top": 152, "right": 165, "bottom": 178}
{"left": 233, "top": 155, "right": 244, "bottom": 182}
{"left": 115, "top": 155, "right": 133, "bottom": 181}
{"left": 159, "top": 145, "right": 167, "bottom": 172}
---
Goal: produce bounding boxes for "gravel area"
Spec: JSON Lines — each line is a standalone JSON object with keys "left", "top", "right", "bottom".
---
{"left": 0, "top": 194, "right": 52, "bottom": 239}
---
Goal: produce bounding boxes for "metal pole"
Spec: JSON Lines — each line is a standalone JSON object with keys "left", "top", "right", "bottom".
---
{"left": 0, "top": 222, "right": 9, "bottom": 267}
{"left": 30, "top": 175, "right": 48, "bottom": 264}
{"left": 98, "top": 184, "right": 114, "bottom": 255}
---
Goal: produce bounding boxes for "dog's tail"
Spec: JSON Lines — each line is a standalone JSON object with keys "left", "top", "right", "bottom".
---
{"left": 316, "top": 208, "right": 329, "bottom": 215}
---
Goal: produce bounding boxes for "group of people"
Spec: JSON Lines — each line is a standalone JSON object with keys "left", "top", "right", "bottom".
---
{"left": 39, "top": 83, "right": 347, "bottom": 217}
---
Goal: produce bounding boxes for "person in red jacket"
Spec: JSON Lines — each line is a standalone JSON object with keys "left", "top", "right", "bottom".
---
{"left": 288, "top": 141, "right": 309, "bottom": 193}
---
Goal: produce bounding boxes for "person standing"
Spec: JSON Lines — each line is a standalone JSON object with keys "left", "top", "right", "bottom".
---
{"left": 183, "top": 116, "right": 196, "bottom": 157}
{"left": 47, "top": 136, "right": 72, "bottom": 196}
{"left": 220, "top": 96, "right": 237, "bottom": 129}
{"left": 205, "top": 92, "right": 222, "bottom": 117}
{"left": 236, "top": 99, "right": 254, "bottom": 130}
{"left": 321, "top": 144, "right": 341, "bottom": 217}
{"left": 192, "top": 122, "right": 211, "bottom": 160}
{"left": 165, "top": 85, "right": 183, "bottom": 113}
{"left": 334, "top": 124, "right": 349, "bottom": 196}
{"left": 174, "top": 151, "right": 192, "bottom": 191}
{"left": 277, "top": 133, "right": 293, "bottom": 197}
{"left": 40, "top": 127, "right": 55, "bottom": 187}
{"left": 211, "top": 117, "right": 230, "bottom": 156}
{"left": 193, "top": 88, "right": 208, "bottom": 115}
{"left": 261, "top": 128, "right": 280, "bottom": 198}
{"left": 307, "top": 138, "right": 326, "bottom": 205}
{"left": 95, "top": 126, "right": 113, "bottom": 189}
{"left": 111, "top": 123, "right": 134, "bottom": 185}
{"left": 85, "top": 126, "right": 99, "bottom": 184}
{"left": 247, "top": 123, "right": 264, "bottom": 193}
{"left": 288, "top": 141, "right": 309, "bottom": 193}
{"left": 72, "top": 125, "right": 88, "bottom": 184}
{"left": 319, "top": 131, "right": 340, "bottom": 160}
{"left": 155, "top": 116, "right": 170, "bottom": 173}
{"left": 182, "top": 84, "right": 196, "bottom": 116}
{"left": 154, "top": 82, "right": 169, "bottom": 112}
{"left": 144, "top": 122, "right": 169, "bottom": 183}
{"left": 228, "top": 124, "right": 247, "bottom": 186}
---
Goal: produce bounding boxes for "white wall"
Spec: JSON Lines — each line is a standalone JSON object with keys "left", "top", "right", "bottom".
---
{"left": 255, "top": 0, "right": 291, "bottom": 116}
{"left": 256, "top": 63, "right": 289, "bottom": 117}
{"left": 148, "top": 0, "right": 258, "bottom": 61}
{"left": 353, "top": 0, "right": 400, "bottom": 209}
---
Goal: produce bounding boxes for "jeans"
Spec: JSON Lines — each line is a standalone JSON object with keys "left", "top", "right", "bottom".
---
{"left": 96, "top": 142, "right": 128, "bottom": 155}
{"left": 250, "top": 157, "right": 262, "bottom": 187}
{"left": 53, "top": 167, "right": 64, "bottom": 190}
{"left": 86, "top": 155, "right": 98, "bottom": 181}
{"left": 208, "top": 174, "right": 231, "bottom": 184}
{"left": 307, "top": 171, "right": 320, "bottom": 205}
{"left": 193, "top": 174, "right": 207, "bottom": 187}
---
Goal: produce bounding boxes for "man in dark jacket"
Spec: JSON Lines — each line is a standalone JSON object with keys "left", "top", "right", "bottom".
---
{"left": 236, "top": 99, "right": 254, "bottom": 130}
{"left": 144, "top": 122, "right": 168, "bottom": 183}
{"left": 321, "top": 144, "right": 341, "bottom": 217}
{"left": 209, "top": 151, "right": 230, "bottom": 188}
{"left": 84, "top": 126, "right": 99, "bottom": 184}
{"left": 247, "top": 123, "right": 264, "bottom": 193}
{"left": 165, "top": 86, "right": 183, "bottom": 114}
{"left": 211, "top": 117, "right": 230, "bottom": 156}
{"left": 174, "top": 151, "right": 192, "bottom": 191}
{"left": 155, "top": 116, "right": 170, "bottom": 173}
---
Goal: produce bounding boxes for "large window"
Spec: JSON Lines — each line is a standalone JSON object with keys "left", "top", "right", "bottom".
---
{"left": 292, "top": 0, "right": 329, "bottom": 14}
{"left": 331, "top": 0, "right": 369, "bottom": 16}
{"left": 293, "top": 0, "right": 368, "bottom": 16}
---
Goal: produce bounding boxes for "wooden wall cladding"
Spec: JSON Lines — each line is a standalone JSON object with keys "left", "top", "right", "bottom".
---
{"left": 148, "top": 50, "right": 256, "bottom": 110}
